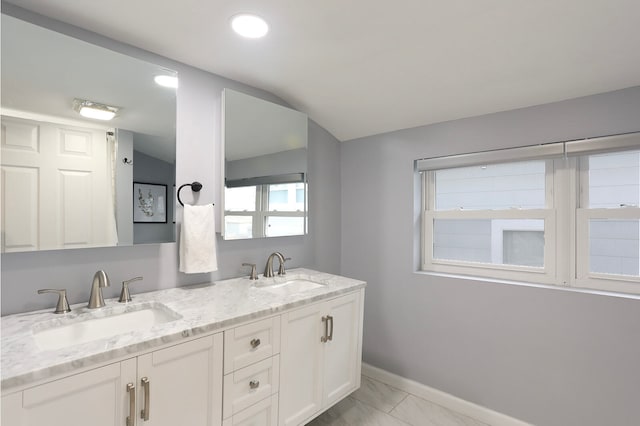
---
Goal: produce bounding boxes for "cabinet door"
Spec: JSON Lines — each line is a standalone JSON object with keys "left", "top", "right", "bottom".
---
{"left": 322, "top": 292, "right": 362, "bottom": 407}
{"left": 137, "top": 334, "right": 223, "bottom": 426}
{"left": 278, "top": 302, "right": 324, "bottom": 426}
{"left": 7, "top": 359, "right": 136, "bottom": 426}
{"left": 2, "top": 392, "right": 25, "bottom": 426}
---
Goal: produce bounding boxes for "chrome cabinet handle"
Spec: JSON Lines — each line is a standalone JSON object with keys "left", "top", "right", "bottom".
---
{"left": 249, "top": 380, "right": 260, "bottom": 389}
{"left": 126, "top": 383, "right": 135, "bottom": 426}
{"left": 321, "top": 316, "right": 329, "bottom": 343}
{"left": 250, "top": 338, "right": 261, "bottom": 348}
{"left": 141, "top": 377, "right": 150, "bottom": 421}
{"left": 327, "top": 315, "right": 334, "bottom": 342}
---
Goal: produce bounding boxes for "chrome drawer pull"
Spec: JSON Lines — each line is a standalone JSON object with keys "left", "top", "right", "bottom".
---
{"left": 141, "top": 376, "right": 150, "bottom": 421}
{"left": 250, "top": 338, "right": 261, "bottom": 348}
{"left": 126, "top": 383, "right": 135, "bottom": 426}
{"left": 321, "top": 316, "right": 329, "bottom": 343}
{"left": 327, "top": 315, "right": 334, "bottom": 342}
{"left": 249, "top": 380, "right": 260, "bottom": 389}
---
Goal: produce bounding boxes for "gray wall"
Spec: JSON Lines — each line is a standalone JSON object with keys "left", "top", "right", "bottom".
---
{"left": 0, "top": 6, "right": 341, "bottom": 315}
{"left": 341, "top": 87, "right": 640, "bottom": 426}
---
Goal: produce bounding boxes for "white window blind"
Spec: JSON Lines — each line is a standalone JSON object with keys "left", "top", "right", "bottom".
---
{"left": 417, "top": 132, "right": 640, "bottom": 171}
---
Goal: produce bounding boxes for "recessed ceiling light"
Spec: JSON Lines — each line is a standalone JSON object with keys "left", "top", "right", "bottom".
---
{"left": 231, "top": 14, "right": 269, "bottom": 38}
{"left": 154, "top": 75, "right": 178, "bottom": 88}
{"left": 73, "top": 99, "right": 119, "bottom": 121}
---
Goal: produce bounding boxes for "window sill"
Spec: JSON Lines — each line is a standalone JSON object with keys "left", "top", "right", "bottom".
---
{"left": 414, "top": 270, "right": 640, "bottom": 301}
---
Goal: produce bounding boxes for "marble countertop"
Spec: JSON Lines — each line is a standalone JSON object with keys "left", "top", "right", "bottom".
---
{"left": 1, "top": 268, "right": 365, "bottom": 391}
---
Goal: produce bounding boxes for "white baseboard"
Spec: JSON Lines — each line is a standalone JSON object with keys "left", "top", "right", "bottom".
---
{"left": 361, "top": 363, "right": 533, "bottom": 426}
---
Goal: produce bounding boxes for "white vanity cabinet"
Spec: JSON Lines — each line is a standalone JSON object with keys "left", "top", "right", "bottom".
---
{"left": 1, "top": 275, "right": 365, "bottom": 426}
{"left": 279, "top": 290, "right": 363, "bottom": 426}
{"left": 1, "top": 334, "right": 223, "bottom": 426}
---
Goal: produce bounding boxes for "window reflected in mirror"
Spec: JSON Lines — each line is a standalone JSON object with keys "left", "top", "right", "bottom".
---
{"left": 224, "top": 181, "right": 307, "bottom": 240}
{"left": 222, "top": 88, "right": 308, "bottom": 240}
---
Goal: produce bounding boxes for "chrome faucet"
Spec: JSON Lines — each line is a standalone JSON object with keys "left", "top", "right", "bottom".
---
{"left": 88, "top": 270, "right": 111, "bottom": 309}
{"left": 264, "top": 252, "right": 285, "bottom": 278}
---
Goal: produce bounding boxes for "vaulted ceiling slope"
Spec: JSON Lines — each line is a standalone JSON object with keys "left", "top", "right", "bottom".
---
{"left": 5, "top": 0, "right": 640, "bottom": 141}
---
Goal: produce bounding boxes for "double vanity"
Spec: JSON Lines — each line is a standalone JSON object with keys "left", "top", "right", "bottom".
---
{"left": 1, "top": 269, "right": 366, "bottom": 426}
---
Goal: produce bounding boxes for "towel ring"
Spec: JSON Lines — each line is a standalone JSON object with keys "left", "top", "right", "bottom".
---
{"left": 177, "top": 181, "right": 213, "bottom": 207}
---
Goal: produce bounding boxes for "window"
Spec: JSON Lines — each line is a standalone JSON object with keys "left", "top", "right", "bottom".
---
{"left": 576, "top": 150, "right": 640, "bottom": 293}
{"left": 224, "top": 182, "right": 306, "bottom": 240}
{"left": 423, "top": 159, "right": 557, "bottom": 283}
{"left": 419, "top": 133, "right": 640, "bottom": 295}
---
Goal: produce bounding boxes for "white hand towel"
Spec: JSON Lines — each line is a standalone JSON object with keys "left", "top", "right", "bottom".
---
{"left": 179, "top": 204, "right": 218, "bottom": 274}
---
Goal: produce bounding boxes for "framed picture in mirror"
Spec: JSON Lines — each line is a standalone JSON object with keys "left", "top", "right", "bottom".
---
{"left": 133, "top": 182, "right": 167, "bottom": 223}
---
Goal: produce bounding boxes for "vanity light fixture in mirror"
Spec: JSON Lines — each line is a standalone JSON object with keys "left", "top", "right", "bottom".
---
{"left": 72, "top": 99, "right": 120, "bottom": 121}
{"left": 1, "top": 13, "right": 177, "bottom": 253}
{"left": 222, "top": 88, "right": 308, "bottom": 240}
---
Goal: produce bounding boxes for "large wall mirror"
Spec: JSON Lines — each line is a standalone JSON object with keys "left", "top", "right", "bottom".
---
{"left": 1, "top": 14, "right": 177, "bottom": 253}
{"left": 222, "top": 89, "right": 308, "bottom": 240}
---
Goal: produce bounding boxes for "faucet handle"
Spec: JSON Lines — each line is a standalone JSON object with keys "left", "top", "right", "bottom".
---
{"left": 278, "top": 257, "right": 291, "bottom": 276}
{"left": 37, "top": 289, "right": 71, "bottom": 314}
{"left": 119, "top": 277, "right": 143, "bottom": 303}
{"left": 242, "top": 263, "right": 258, "bottom": 280}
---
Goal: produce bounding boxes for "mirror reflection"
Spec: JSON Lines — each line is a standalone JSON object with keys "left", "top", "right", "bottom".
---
{"left": 222, "top": 89, "right": 308, "bottom": 240}
{"left": 1, "top": 14, "right": 177, "bottom": 252}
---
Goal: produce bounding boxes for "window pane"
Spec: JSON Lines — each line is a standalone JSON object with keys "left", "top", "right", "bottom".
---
{"left": 588, "top": 150, "right": 640, "bottom": 208}
{"left": 435, "top": 161, "right": 546, "bottom": 210}
{"left": 224, "top": 216, "right": 253, "bottom": 240}
{"left": 225, "top": 186, "right": 256, "bottom": 211}
{"left": 433, "top": 219, "right": 544, "bottom": 267}
{"left": 268, "top": 183, "right": 305, "bottom": 211}
{"left": 503, "top": 231, "right": 545, "bottom": 267}
{"left": 589, "top": 219, "right": 639, "bottom": 276}
{"left": 266, "top": 216, "right": 304, "bottom": 237}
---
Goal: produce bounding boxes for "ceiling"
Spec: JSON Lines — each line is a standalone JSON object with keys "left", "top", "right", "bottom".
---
{"left": 5, "top": 0, "right": 640, "bottom": 141}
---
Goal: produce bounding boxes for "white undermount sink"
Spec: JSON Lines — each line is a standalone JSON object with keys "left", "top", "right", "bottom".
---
{"left": 32, "top": 303, "right": 181, "bottom": 351}
{"left": 256, "top": 278, "right": 325, "bottom": 293}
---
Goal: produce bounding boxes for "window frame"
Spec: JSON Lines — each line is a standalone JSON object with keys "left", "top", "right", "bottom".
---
{"left": 224, "top": 182, "right": 307, "bottom": 239}
{"left": 421, "top": 159, "right": 558, "bottom": 284}
{"left": 419, "top": 134, "right": 640, "bottom": 295}
{"left": 574, "top": 154, "right": 640, "bottom": 293}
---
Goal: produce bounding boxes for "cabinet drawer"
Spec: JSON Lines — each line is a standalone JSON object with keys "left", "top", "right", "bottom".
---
{"left": 223, "top": 355, "right": 280, "bottom": 418}
{"left": 222, "top": 394, "right": 278, "bottom": 426}
{"left": 224, "top": 316, "right": 280, "bottom": 374}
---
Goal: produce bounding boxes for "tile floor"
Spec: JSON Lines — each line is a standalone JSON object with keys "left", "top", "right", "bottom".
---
{"left": 307, "top": 375, "right": 490, "bottom": 426}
